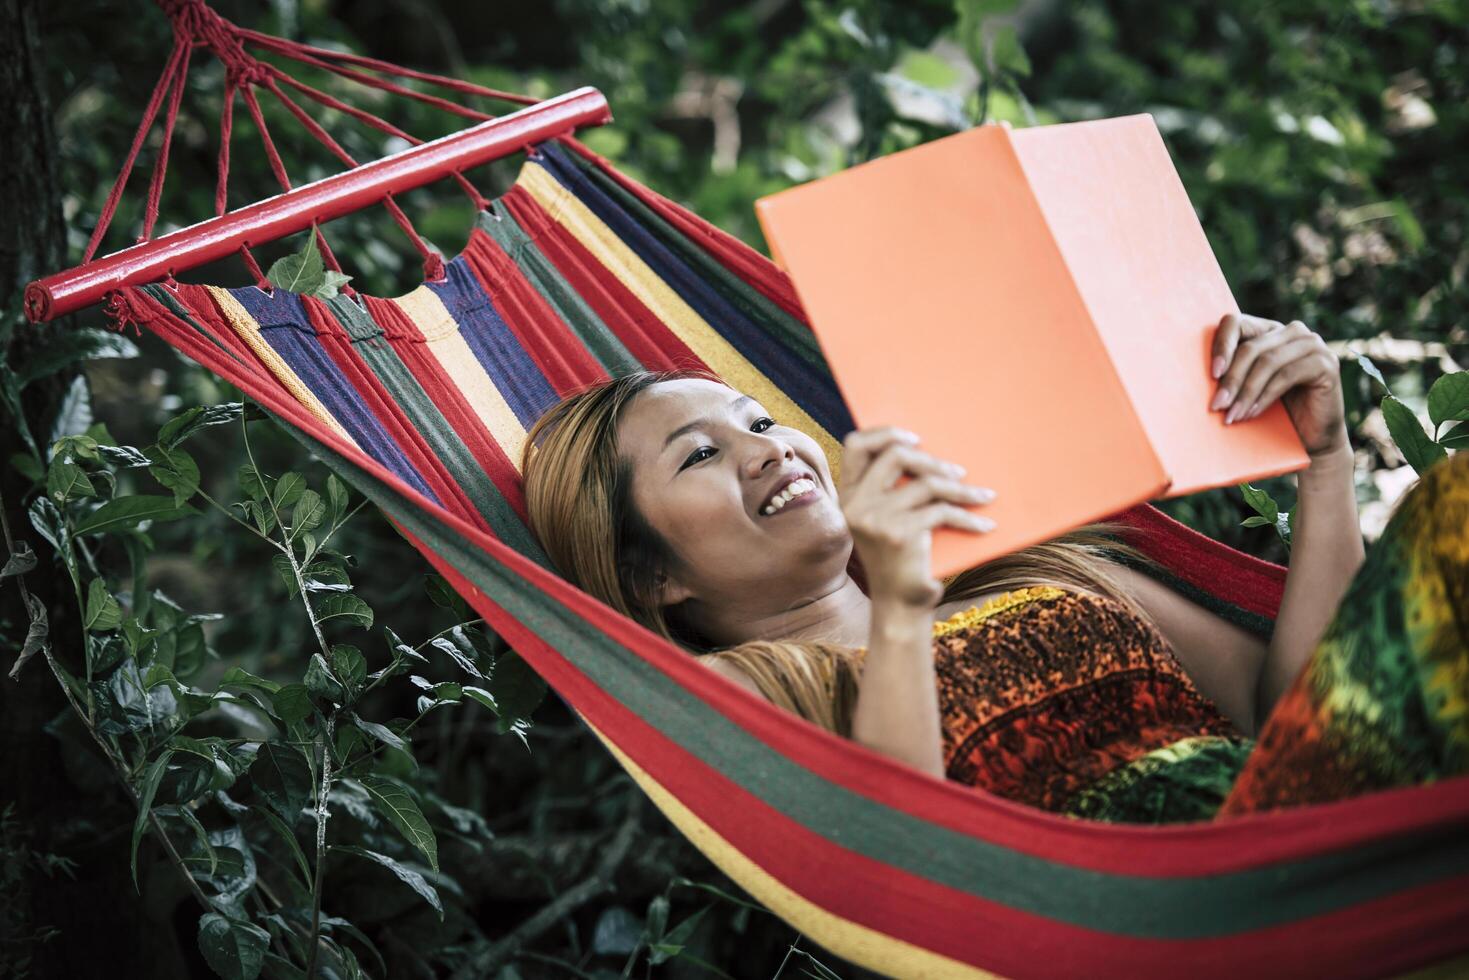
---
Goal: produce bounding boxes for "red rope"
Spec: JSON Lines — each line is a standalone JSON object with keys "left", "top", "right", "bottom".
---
{"left": 82, "top": 43, "right": 187, "bottom": 262}
{"left": 142, "top": 39, "right": 193, "bottom": 241}
{"left": 235, "top": 27, "right": 538, "bottom": 106}
{"left": 263, "top": 76, "right": 444, "bottom": 279}
{"left": 242, "top": 32, "right": 495, "bottom": 122}
{"left": 272, "top": 70, "right": 488, "bottom": 208}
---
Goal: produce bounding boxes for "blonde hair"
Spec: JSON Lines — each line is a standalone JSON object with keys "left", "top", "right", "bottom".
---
{"left": 522, "top": 370, "right": 1166, "bottom": 737}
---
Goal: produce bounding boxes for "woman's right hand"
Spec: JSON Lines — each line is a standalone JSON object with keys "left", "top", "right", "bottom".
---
{"left": 838, "top": 427, "right": 996, "bottom": 611}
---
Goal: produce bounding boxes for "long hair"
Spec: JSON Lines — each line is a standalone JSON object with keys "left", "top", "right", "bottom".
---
{"left": 522, "top": 369, "right": 1166, "bottom": 737}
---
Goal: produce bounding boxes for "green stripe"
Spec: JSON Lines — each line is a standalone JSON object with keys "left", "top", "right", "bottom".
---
{"left": 141, "top": 285, "right": 247, "bottom": 364}
{"left": 324, "top": 296, "right": 511, "bottom": 530}
{"left": 272, "top": 408, "right": 1469, "bottom": 940}
{"left": 477, "top": 205, "right": 641, "bottom": 375}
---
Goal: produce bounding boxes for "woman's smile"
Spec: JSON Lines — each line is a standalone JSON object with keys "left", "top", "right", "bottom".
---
{"left": 760, "top": 477, "right": 823, "bottom": 517}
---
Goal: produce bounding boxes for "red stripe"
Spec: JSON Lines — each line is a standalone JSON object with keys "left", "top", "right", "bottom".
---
{"left": 1105, "top": 502, "right": 1287, "bottom": 620}
{"left": 131, "top": 285, "right": 1469, "bottom": 880}
{"left": 299, "top": 296, "right": 491, "bottom": 532}
{"left": 501, "top": 186, "right": 708, "bottom": 372}
{"left": 459, "top": 227, "right": 607, "bottom": 395}
{"left": 557, "top": 135, "right": 811, "bottom": 323}
{"left": 361, "top": 294, "right": 531, "bottom": 522}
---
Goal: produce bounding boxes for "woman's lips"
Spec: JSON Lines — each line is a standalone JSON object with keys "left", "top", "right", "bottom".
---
{"left": 763, "top": 483, "right": 823, "bottom": 517}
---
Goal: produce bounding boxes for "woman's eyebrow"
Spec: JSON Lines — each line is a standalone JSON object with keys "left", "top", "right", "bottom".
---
{"left": 661, "top": 394, "right": 755, "bottom": 451}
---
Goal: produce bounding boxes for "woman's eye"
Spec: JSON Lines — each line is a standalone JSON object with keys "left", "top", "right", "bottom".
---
{"left": 752, "top": 416, "right": 776, "bottom": 432}
{"left": 682, "top": 447, "right": 715, "bottom": 468}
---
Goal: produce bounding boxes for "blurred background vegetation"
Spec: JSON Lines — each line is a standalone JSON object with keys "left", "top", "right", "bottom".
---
{"left": 2, "top": 0, "right": 1464, "bottom": 977}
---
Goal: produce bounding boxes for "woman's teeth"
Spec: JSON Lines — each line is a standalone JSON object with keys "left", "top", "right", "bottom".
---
{"left": 762, "top": 478, "right": 817, "bottom": 516}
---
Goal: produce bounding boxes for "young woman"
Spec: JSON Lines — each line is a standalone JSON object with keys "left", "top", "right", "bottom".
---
{"left": 520, "top": 312, "right": 1468, "bottom": 823}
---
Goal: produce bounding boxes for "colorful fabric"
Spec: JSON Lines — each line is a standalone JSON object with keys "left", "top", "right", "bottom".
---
{"left": 105, "top": 134, "right": 1469, "bottom": 979}
{"left": 929, "top": 586, "right": 1245, "bottom": 815}
{"left": 1221, "top": 448, "right": 1469, "bottom": 815}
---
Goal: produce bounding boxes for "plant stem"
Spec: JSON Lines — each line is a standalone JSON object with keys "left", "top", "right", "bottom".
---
{"left": 303, "top": 713, "right": 335, "bottom": 979}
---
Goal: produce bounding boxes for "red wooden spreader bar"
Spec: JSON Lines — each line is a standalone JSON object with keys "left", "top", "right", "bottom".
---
{"left": 24, "top": 86, "right": 612, "bottom": 323}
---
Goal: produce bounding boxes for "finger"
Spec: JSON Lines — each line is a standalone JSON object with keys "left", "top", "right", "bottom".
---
{"left": 1237, "top": 347, "right": 1334, "bottom": 422}
{"left": 863, "top": 445, "right": 965, "bottom": 494}
{"left": 840, "top": 427, "right": 919, "bottom": 492}
{"left": 1213, "top": 320, "right": 1296, "bottom": 411}
{"left": 906, "top": 502, "right": 996, "bottom": 534}
{"left": 1225, "top": 336, "right": 1321, "bottom": 423}
{"left": 887, "top": 474, "right": 995, "bottom": 512}
{"left": 1211, "top": 313, "right": 1279, "bottom": 380}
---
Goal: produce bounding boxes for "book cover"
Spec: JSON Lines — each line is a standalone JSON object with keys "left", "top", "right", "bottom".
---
{"left": 755, "top": 115, "right": 1309, "bottom": 579}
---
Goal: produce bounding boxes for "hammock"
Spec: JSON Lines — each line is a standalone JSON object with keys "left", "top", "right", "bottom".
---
{"left": 28, "top": 5, "right": 1469, "bottom": 977}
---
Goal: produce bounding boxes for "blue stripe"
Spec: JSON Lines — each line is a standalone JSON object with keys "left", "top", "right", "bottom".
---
{"left": 427, "top": 257, "right": 563, "bottom": 427}
{"left": 229, "top": 287, "right": 442, "bottom": 505}
{"left": 534, "top": 145, "right": 853, "bottom": 438}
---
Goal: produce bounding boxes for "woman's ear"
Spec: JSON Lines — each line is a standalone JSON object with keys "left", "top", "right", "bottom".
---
{"left": 655, "top": 570, "right": 695, "bottom": 607}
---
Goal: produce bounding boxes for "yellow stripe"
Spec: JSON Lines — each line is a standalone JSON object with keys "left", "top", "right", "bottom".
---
{"left": 204, "top": 286, "right": 361, "bottom": 450}
{"left": 931, "top": 586, "right": 1069, "bottom": 638}
{"left": 582, "top": 718, "right": 1001, "bottom": 979}
{"left": 393, "top": 286, "right": 531, "bottom": 473}
{"left": 518, "top": 164, "right": 844, "bottom": 483}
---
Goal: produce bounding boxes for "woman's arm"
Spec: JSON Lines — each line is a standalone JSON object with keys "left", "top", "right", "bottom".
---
{"left": 1255, "top": 444, "right": 1365, "bottom": 721}
{"left": 849, "top": 601, "right": 946, "bottom": 777}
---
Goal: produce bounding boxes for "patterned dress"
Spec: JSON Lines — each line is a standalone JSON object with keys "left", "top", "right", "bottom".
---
{"left": 929, "top": 449, "right": 1469, "bottom": 824}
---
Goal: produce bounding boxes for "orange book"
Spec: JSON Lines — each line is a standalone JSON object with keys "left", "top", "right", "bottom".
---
{"left": 755, "top": 114, "right": 1310, "bottom": 579}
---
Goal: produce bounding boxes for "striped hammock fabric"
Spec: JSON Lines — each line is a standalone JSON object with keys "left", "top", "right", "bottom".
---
{"left": 111, "top": 137, "right": 1469, "bottom": 979}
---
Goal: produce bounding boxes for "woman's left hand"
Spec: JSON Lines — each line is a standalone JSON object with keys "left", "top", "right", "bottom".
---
{"left": 1210, "top": 313, "right": 1349, "bottom": 459}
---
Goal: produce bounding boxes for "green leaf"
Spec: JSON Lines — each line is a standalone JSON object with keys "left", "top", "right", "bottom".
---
{"left": 51, "top": 375, "right": 93, "bottom": 443}
{"left": 487, "top": 649, "right": 547, "bottom": 734}
{"left": 47, "top": 459, "right": 95, "bottom": 503}
{"left": 313, "top": 593, "right": 374, "bottom": 630}
{"left": 267, "top": 230, "right": 327, "bottom": 295}
{"left": 1, "top": 541, "right": 37, "bottom": 579}
{"left": 250, "top": 805, "right": 312, "bottom": 888}
{"left": 97, "top": 444, "right": 151, "bottom": 468}
{"left": 1441, "top": 421, "right": 1469, "bottom": 450}
{"left": 219, "top": 667, "right": 280, "bottom": 695}
{"left": 351, "top": 714, "right": 406, "bottom": 753}
{"left": 73, "top": 495, "right": 196, "bottom": 536}
{"left": 430, "top": 634, "right": 485, "bottom": 680}
{"left": 989, "top": 24, "right": 1031, "bottom": 77}
{"left": 158, "top": 403, "right": 244, "bottom": 449}
{"left": 305, "top": 654, "right": 347, "bottom": 705}
{"left": 272, "top": 472, "right": 306, "bottom": 510}
{"left": 1382, "top": 395, "right": 1448, "bottom": 476}
{"left": 1240, "top": 515, "right": 1272, "bottom": 527}
{"left": 332, "top": 845, "right": 443, "bottom": 919}
{"left": 462, "top": 686, "right": 498, "bottom": 715}
{"left": 326, "top": 475, "right": 348, "bottom": 526}
{"left": 1236, "top": 483, "right": 1279, "bottom": 521}
{"left": 646, "top": 894, "right": 670, "bottom": 941}
{"left": 290, "top": 489, "right": 325, "bottom": 537}
{"left": 94, "top": 660, "right": 178, "bottom": 735}
{"left": 424, "top": 574, "right": 470, "bottom": 617}
{"left": 1355, "top": 353, "right": 1390, "bottom": 396}
{"left": 131, "top": 749, "right": 174, "bottom": 889}
{"left": 146, "top": 444, "right": 201, "bottom": 506}
{"left": 1427, "top": 372, "right": 1469, "bottom": 429}
{"left": 357, "top": 774, "right": 438, "bottom": 871}
{"left": 271, "top": 684, "right": 314, "bottom": 726}
{"left": 238, "top": 464, "right": 272, "bottom": 502}
{"left": 592, "top": 906, "right": 643, "bottom": 956}
{"left": 330, "top": 644, "right": 367, "bottom": 691}
{"left": 249, "top": 742, "right": 314, "bottom": 820}
{"left": 314, "top": 270, "right": 354, "bottom": 300}
{"left": 197, "top": 912, "right": 270, "bottom": 980}
{"left": 85, "top": 578, "right": 123, "bottom": 631}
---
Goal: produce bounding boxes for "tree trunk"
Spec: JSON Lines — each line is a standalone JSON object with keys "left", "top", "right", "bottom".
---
{"left": 0, "top": 0, "right": 189, "bottom": 975}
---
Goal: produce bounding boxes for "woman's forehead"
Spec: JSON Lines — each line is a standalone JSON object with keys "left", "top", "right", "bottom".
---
{"left": 617, "top": 379, "right": 740, "bottom": 454}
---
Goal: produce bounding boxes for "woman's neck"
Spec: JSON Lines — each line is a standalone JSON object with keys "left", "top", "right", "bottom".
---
{"left": 694, "top": 574, "right": 874, "bottom": 650}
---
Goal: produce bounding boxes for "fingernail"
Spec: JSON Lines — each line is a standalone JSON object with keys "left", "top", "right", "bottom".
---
{"left": 1211, "top": 356, "right": 1227, "bottom": 379}
{"left": 947, "top": 462, "right": 966, "bottom": 476}
{"left": 977, "top": 487, "right": 996, "bottom": 502}
{"left": 1225, "top": 405, "right": 1239, "bottom": 424}
{"left": 900, "top": 430, "right": 920, "bottom": 443}
{"left": 1210, "top": 388, "right": 1231, "bottom": 411}
{"left": 976, "top": 517, "right": 996, "bottom": 531}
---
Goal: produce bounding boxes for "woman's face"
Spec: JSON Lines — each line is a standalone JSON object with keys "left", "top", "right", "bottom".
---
{"left": 616, "top": 379, "right": 852, "bottom": 613}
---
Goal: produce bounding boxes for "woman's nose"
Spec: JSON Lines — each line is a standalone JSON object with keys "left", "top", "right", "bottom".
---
{"left": 743, "top": 436, "right": 794, "bottom": 479}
